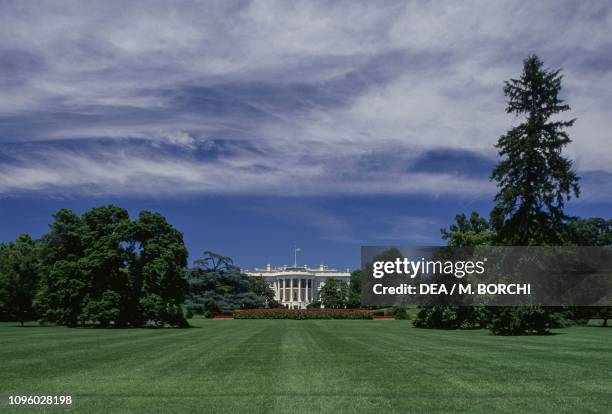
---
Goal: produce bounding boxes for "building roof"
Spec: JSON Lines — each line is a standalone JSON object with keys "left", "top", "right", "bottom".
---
{"left": 244, "top": 264, "right": 350, "bottom": 277}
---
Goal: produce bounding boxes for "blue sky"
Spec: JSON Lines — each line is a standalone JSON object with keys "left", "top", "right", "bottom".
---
{"left": 1, "top": 1, "right": 611, "bottom": 269}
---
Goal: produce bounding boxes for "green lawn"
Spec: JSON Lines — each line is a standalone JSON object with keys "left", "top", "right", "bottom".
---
{"left": 1, "top": 319, "right": 611, "bottom": 413}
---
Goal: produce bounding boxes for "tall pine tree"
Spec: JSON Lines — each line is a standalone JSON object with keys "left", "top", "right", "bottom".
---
{"left": 491, "top": 55, "right": 580, "bottom": 245}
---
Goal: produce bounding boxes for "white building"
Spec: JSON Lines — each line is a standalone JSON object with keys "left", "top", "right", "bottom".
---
{"left": 245, "top": 264, "right": 351, "bottom": 309}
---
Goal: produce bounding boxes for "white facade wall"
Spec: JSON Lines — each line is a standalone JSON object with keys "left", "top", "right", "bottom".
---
{"left": 244, "top": 265, "right": 351, "bottom": 309}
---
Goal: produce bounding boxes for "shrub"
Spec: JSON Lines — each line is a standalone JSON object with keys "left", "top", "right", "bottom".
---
{"left": 488, "top": 306, "right": 554, "bottom": 335}
{"left": 204, "top": 299, "right": 221, "bottom": 315}
{"left": 140, "top": 294, "right": 188, "bottom": 327}
{"left": 413, "top": 306, "right": 486, "bottom": 329}
{"left": 369, "top": 308, "right": 386, "bottom": 316}
{"left": 390, "top": 306, "right": 410, "bottom": 320}
{"left": 413, "top": 306, "right": 460, "bottom": 329}
{"left": 166, "top": 303, "right": 189, "bottom": 328}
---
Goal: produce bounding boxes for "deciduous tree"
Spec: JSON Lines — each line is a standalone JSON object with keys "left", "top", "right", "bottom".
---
{"left": 0, "top": 234, "right": 42, "bottom": 326}
{"left": 320, "top": 278, "right": 348, "bottom": 309}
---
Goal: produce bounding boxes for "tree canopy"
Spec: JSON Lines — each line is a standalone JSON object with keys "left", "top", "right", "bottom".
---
{"left": 319, "top": 278, "right": 349, "bottom": 309}
{"left": 34, "top": 205, "right": 189, "bottom": 327}
{"left": 0, "top": 234, "right": 42, "bottom": 325}
{"left": 186, "top": 251, "right": 273, "bottom": 312}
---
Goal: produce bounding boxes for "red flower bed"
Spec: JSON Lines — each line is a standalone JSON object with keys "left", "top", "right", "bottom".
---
{"left": 211, "top": 314, "right": 233, "bottom": 319}
{"left": 233, "top": 308, "right": 372, "bottom": 319}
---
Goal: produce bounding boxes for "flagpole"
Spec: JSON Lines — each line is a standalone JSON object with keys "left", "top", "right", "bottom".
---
{"left": 293, "top": 246, "right": 300, "bottom": 267}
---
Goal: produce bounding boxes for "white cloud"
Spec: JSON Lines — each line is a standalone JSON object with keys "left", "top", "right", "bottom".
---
{"left": 0, "top": 0, "right": 610, "bottom": 198}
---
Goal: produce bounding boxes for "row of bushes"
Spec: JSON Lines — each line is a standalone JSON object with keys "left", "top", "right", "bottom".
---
{"left": 411, "top": 305, "right": 588, "bottom": 334}
{"left": 233, "top": 309, "right": 372, "bottom": 319}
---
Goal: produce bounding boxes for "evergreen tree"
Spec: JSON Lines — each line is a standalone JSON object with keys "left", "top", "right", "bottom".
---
{"left": 491, "top": 55, "right": 580, "bottom": 245}
{"left": 186, "top": 251, "right": 268, "bottom": 311}
{"left": 488, "top": 56, "right": 580, "bottom": 334}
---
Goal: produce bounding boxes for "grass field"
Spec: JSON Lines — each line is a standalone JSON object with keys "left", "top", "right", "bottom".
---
{"left": 1, "top": 319, "right": 611, "bottom": 413}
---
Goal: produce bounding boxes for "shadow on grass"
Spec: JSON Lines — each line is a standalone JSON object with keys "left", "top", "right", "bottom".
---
{"left": 488, "top": 331, "right": 568, "bottom": 336}
{"left": 3, "top": 322, "right": 200, "bottom": 329}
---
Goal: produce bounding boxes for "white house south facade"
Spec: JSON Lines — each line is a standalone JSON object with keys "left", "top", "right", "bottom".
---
{"left": 245, "top": 264, "right": 351, "bottom": 309}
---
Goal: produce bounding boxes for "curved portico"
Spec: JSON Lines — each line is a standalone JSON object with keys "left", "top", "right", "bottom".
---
{"left": 245, "top": 264, "right": 351, "bottom": 309}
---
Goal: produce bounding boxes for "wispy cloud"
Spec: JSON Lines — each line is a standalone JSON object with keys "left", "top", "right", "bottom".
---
{"left": 0, "top": 0, "right": 610, "bottom": 199}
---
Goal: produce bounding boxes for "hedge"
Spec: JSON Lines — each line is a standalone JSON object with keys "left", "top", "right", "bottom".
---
{"left": 233, "top": 309, "right": 372, "bottom": 319}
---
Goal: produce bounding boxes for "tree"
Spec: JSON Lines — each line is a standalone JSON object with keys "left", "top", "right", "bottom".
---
{"left": 251, "top": 276, "right": 276, "bottom": 306}
{"left": 491, "top": 55, "right": 580, "bottom": 246}
{"left": 488, "top": 56, "right": 580, "bottom": 335}
{"left": 36, "top": 209, "right": 86, "bottom": 326}
{"left": 36, "top": 206, "right": 190, "bottom": 327}
{"left": 130, "top": 211, "right": 189, "bottom": 327}
{"left": 564, "top": 217, "right": 612, "bottom": 246}
{"left": 186, "top": 251, "right": 267, "bottom": 311}
{"left": 441, "top": 212, "right": 494, "bottom": 247}
{"left": 193, "top": 251, "right": 237, "bottom": 273}
{"left": 319, "top": 278, "right": 348, "bottom": 309}
{"left": 412, "top": 214, "right": 492, "bottom": 330}
{"left": 0, "top": 243, "right": 9, "bottom": 321}
{"left": 81, "top": 290, "right": 121, "bottom": 327}
{"left": 80, "top": 205, "right": 132, "bottom": 326}
{"left": 564, "top": 217, "right": 612, "bottom": 326}
{"left": 347, "top": 270, "right": 364, "bottom": 308}
{"left": 0, "top": 234, "right": 42, "bottom": 326}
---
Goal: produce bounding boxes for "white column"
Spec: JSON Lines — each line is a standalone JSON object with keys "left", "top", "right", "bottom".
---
{"left": 290, "top": 279, "right": 294, "bottom": 306}
{"left": 298, "top": 279, "right": 302, "bottom": 307}
{"left": 305, "top": 279, "right": 309, "bottom": 303}
{"left": 308, "top": 279, "right": 311, "bottom": 302}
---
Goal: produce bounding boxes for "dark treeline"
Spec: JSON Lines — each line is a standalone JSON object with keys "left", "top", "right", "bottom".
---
{"left": 0, "top": 206, "right": 190, "bottom": 327}
{"left": 0, "top": 207, "right": 289, "bottom": 327}
{"left": 0, "top": 206, "right": 361, "bottom": 327}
